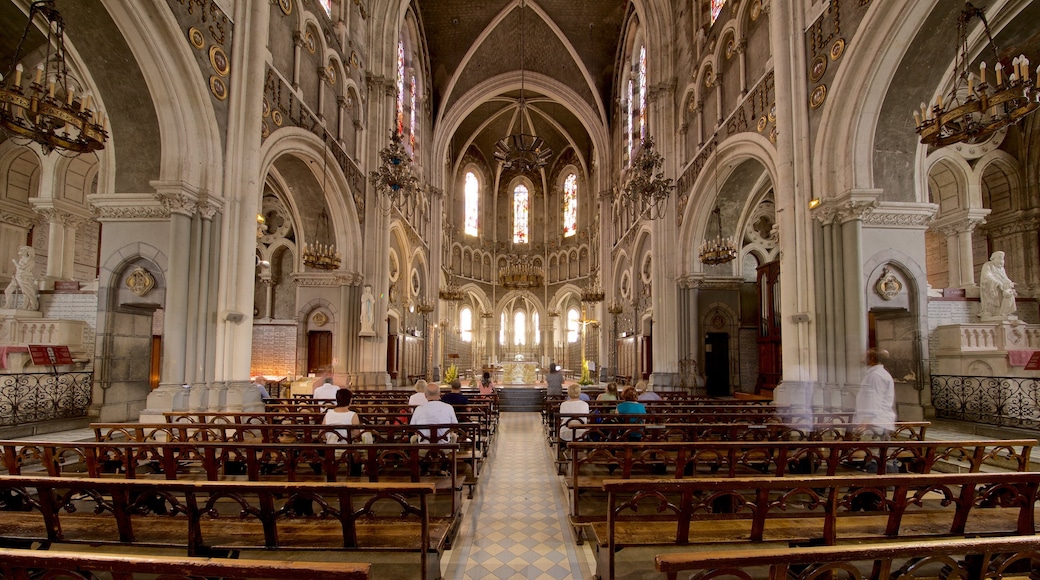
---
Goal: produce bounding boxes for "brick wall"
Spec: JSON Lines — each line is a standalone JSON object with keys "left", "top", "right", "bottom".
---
{"left": 251, "top": 322, "right": 298, "bottom": 378}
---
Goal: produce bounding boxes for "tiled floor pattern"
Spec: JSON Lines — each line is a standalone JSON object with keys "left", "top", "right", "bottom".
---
{"left": 443, "top": 412, "right": 594, "bottom": 580}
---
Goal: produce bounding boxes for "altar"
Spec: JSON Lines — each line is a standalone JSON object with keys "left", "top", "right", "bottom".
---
{"left": 501, "top": 361, "right": 538, "bottom": 385}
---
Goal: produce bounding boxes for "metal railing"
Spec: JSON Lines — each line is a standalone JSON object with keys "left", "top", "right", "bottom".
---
{"left": 931, "top": 374, "right": 1040, "bottom": 430}
{"left": 0, "top": 372, "right": 93, "bottom": 426}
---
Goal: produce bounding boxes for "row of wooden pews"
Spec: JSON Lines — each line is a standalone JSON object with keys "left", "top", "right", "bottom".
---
{"left": 0, "top": 387, "right": 500, "bottom": 580}
{"left": 544, "top": 391, "right": 1040, "bottom": 579}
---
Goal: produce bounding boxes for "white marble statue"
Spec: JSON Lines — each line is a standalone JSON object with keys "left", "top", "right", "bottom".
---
{"left": 979, "top": 250, "right": 1016, "bottom": 318}
{"left": 4, "top": 246, "right": 38, "bottom": 311}
{"left": 359, "top": 284, "right": 375, "bottom": 336}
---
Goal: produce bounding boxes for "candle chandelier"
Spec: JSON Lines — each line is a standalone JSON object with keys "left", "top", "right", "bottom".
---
{"left": 302, "top": 134, "right": 341, "bottom": 270}
{"left": 438, "top": 267, "right": 465, "bottom": 302}
{"left": 0, "top": 1, "right": 108, "bottom": 154}
{"left": 914, "top": 2, "right": 1038, "bottom": 148}
{"left": 698, "top": 142, "right": 737, "bottom": 265}
{"left": 370, "top": 129, "right": 420, "bottom": 213}
{"left": 493, "top": 0, "right": 552, "bottom": 173}
{"left": 498, "top": 253, "right": 544, "bottom": 289}
{"left": 620, "top": 137, "right": 674, "bottom": 220}
{"left": 580, "top": 272, "right": 605, "bottom": 303}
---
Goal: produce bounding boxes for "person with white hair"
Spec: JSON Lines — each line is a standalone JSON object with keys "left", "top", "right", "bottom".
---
{"left": 409, "top": 379, "right": 429, "bottom": 406}
{"left": 312, "top": 376, "right": 339, "bottom": 400}
{"left": 559, "top": 383, "right": 589, "bottom": 442}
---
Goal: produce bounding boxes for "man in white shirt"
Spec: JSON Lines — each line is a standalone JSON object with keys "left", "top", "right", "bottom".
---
{"left": 312, "top": 377, "right": 340, "bottom": 400}
{"left": 410, "top": 381, "right": 457, "bottom": 441}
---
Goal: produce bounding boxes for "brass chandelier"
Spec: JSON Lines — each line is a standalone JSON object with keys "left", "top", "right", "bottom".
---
{"left": 0, "top": 1, "right": 108, "bottom": 154}
{"left": 498, "top": 253, "right": 544, "bottom": 289}
{"left": 439, "top": 267, "right": 465, "bottom": 302}
{"left": 698, "top": 142, "right": 737, "bottom": 266}
{"left": 914, "top": 2, "right": 1038, "bottom": 147}
{"left": 303, "top": 133, "right": 341, "bottom": 270}
{"left": 620, "top": 137, "right": 674, "bottom": 220}
{"left": 580, "top": 272, "right": 605, "bottom": 303}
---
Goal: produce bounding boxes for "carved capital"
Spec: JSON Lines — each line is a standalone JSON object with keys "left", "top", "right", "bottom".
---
{"left": 981, "top": 209, "right": 1040, "bottom": 238}
{"left": 861, "top": 202, "right": 939, "bottom": 229}
{"left": 197, "top": 202, "right": 220, "bottom": 220}
{"left": 156, "top": 192, "right": 198, "bottom": 217}
{"left": 930, "top": 207, "right": 989, "bottom": 236}
{"left": 293, "top": 31, "right": 306, "bottom": 47}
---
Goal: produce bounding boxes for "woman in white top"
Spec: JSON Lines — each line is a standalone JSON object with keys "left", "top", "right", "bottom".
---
{"left": 408, "top": 379, "right": 429, "bottom": 406}
{"left": 324, "top": 388, "right": 359, "bottom": 443}
{"left": 559, "top": 384, "right": 590, "bottom": 442}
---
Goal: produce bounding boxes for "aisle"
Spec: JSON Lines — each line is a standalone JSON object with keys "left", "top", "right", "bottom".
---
{"left": 442, "top": 412, "right": 593, "bottom": 579}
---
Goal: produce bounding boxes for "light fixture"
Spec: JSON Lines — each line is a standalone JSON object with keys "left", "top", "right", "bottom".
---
{"left": 493, "top": 0, "right": 552, "bottom": 173}
{"left": 302, "top": 133, "right": 341, "bottom": 270}
{"left": 580, "top": 272, "right": 605, "bottom": 303}
{"left": 256, "top": 213, "right": 267, "bottom": 239}
{"left": 808, "top": 198, "right": 821, "bottom": 210}
{"left": 416, "top": 298, "right": 434, "bottom": 315}
{"left": 914, "top": 2, "right": 1038, "bottom": 147}
{"left": 0, "top": 1, "right": 108, "bottom": 154}
{"left": 370, "top": 128, "right": 420, "bottom": 213}
{"left": 498, "top": 253, "right": 544, "bottom": 289}
{"left": 620, "top": 136, "right": 674, "bottom": 220}
{"left": 699, "top": 143, "right": 737, "bottom": 266}
{"left": 607, "top": 301, "right": 624, "bottom": 316}
{"left": 439, "top": 267, "right": 465, "bottom": 302}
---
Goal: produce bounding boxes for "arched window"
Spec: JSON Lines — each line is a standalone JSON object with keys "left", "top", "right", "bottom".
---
{"left": 319, "top": 0, "right": 332, "bottom": 16}
{"left": 514, "top": 311, "right": 526, "bottom": 345}
{"left": 464, "top": 172, "right": 479, "bottom": 236}
{"left": 459, "top": 307, "right": 473, "bottom": 342}
{"left": 499, "top": 312, "right": 506, "bottom": 345}
{"left": 625, "top": 42, "right": 647, "bottom": 165}
{"left": 513, "top": 183, "right": 529, "bottom": 244}
{"left": 396, "top": 40, "right": 405, "bottom": 136}
{"left": 533, "top": 311, "right": 540, "bottom": 345}
{"left": 567, "top": 308, "right": 579, "bottom": 343}
{"left": 563, "top": 173, "right": 577, "bottom": 237}
{"left": 409, "top": 73, "right": 418, "bottom": 153}
{"left": 710, "top": 0, "right": 726, "bottom": 24}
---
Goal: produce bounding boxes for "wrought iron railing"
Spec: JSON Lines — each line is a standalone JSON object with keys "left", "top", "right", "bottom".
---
{"left": 931, "top": 375, "right": 1040, "bottom": 430}
{"left": 0, "top": 372, "right": 93, "bottom": 427}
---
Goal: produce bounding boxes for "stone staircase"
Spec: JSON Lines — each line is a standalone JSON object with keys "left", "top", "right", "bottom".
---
{"left": 497, "top": 387, "right": 545, "bottom": 412}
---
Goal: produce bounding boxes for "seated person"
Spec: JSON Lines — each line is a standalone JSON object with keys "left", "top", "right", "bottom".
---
{"left": 559, "top": 384, "right": 590, "bottom": 442}
{"left": 441, "top": 379, "right": 469, "bottom": 407}
{"left": 635, "top": 380, "right": 662, "bottom": 401}
{"left": 410, "top": 382, "right": 458, "bottom": 442}
{"left": 598, "top": 381, "right": 620, "bottom": 401}
{"left": 408, "top": 379, "right": 429, "bottom": 406}
{"left": 253, "top": 376, "right": 270, "bottom": 399}
{"left": 615, "top": 386, "right": 647, "bottom": 440}
{"left": 312, "top": 377, "right": 339, "bottom": 400}
{"left": 478, "top": 372, "right": 495, "bottom": 395}
{"left": 323, "top": 388, "right": 359, "bottom": 443}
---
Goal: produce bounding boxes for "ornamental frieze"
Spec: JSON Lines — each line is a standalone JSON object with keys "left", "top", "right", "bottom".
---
{"left": 292, "top": 271, "right": 365, "bottom": 287}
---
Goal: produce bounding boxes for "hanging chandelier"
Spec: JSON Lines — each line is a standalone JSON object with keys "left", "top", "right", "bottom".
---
{"left": 620, "top": 137, "right": 674, "bottom": 220}
{"left": 303, "top": 134, "right": 340, "bottom": 270}
{"left": 498, "top": 253, "right": 544, "bottom": 289}
{"left": 580, "top": 272, "right": 605, "bottom": 303}
{"left": 370, "top": 129, "right": 420, "bottom": 213}
{"left": 0, "top": 1, "right": 108, "bottom": 154}
{"left": 493, "top": 0, "right": 552, "bottom": 173}
{"left": 438, "top": 267, "right": 466, "bottom": 302}
{"left": 699, "top": 145, "right": 737, "bottom": 266}
{"left": 914, "top": 2, "right": 1038, "bottom": 148}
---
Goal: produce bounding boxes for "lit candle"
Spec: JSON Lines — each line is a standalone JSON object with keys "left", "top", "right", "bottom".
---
{"left": 47, "top": 80, "right": 55, "bottom": 98}
{"left": 967, "top": 73, "right": 974, "bottom": 95}
{"left": 979, "top": 62, "right": 987, "bottom": 85}
{"left": 995, "top": 62, "right": 1003, "bottom": 86}
{"left": 1035, "top": 65, "right": 1040, "bottom": 89}
{"left": 936, "top": 93, "right": 943, "bottom": 109}
{"left": 1012, "top": 56, "right": 1020, "bottom": 80}
{"left": 920, "top": 102, "right": 928, "bottom": 121}
{"left": 34, "top": 64, "right": 43, "bottom": 85}
{"left": 80, "top": 94, "right": 92, "bottom": 112}
{"left": 13, "top": 63, "right": 23, "bottom": 86}
{"left": 66, "top": 87, "right": 75, "bottom": 105}
{"left": 913, "top": 109, "right": 922, "bottom": 126}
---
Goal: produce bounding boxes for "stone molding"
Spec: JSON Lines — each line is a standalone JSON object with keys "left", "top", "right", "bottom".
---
{"left": 678, "top": 276, "right": 743, "bottom": 290}
{"left": 930, "top": 208, "right": 990, "bottom": 237}
{"left": 155, "top": 192, "right": 198, "bottom": 217}
{"left": 981, "top": 209, "right": 1040, "bottom": 238}
{"left": 292, "top": 271, "right": 365, "bottom": 287}
{"left": 861, "top": 201, "right": 939, "bottom": 229}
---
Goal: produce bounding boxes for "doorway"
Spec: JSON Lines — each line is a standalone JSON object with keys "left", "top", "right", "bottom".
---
{"left": 705, "top": 332, "right": 730, "bottom": 396}
{"left": 307, "top": 331, "right": 332, "bottom": 374}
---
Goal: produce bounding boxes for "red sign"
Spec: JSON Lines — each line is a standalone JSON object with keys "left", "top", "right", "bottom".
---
{"left": 28, "top": 345, "right": 74, "bottom": 366}
{"left": 1025, "top": 351, "right": 1040, "bottom": 372}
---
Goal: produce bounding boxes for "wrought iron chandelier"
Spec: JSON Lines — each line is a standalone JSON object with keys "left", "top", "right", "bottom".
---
{"left": 438, "top": 267, "right": 465, "bottom": 302}
{"left": 303, "top": 134, "right": 341, "bottom": 270}
{"left": 580, "top": 272, "right": 605, "bottom": 303}
{"left": 370, "top": 129, "right": 420, "bottom": 213}
{"left": 914, "top": 2, "right": 1038, "bottom": 147}
{"left": 0, "top": 1, "right": 108, "bottom": 154}
{"left": 620, "top": 137, "right": 674, "bottom": 220}
{"left": 493, "top": 0, "right": 551, "bottom": 173}
{"left": 498, "top": 253, "right": 544, "bottom": 289}
{"left": 698, "top": 146, "right": 737, "bottom": 265}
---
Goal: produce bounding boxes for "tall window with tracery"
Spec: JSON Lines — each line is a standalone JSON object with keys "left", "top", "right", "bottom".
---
{"left": 514, "top": 311, "right": 526, "bottom": 345}
{"left": 567, "top": 308, "right": 579, "bottom": 343}
{"left": 638, "top": 45, "right": 647, "bottom": 143}
{"left": 626, "top": 79, "right": 634, "bottom": 163}
{"left": 513, "top": 184, "right": 529, "bottom": 244}
{"left": 409, "top": 74, "right": 417, "bottom": 153}
{"left": 499, "top": 312, "right": 506, "bottom": 345}
{"left": 533, "top": 311, "right": 540, "bottom": 345}
{"left": 396, "top": 40, "right": 405, "bottom": 136}
{"left": 464, "top": 172, "right": 479, "bottom": 236}
{"left": 710, "top": 0, "right": 726, "bottom": 24}
{"left": 563, "top": 173, "right": 577, "bottom": 237}
{"left": 319, "top": 0, "right": 332, "bottom": 16}
{"left": 460, "top": 307, "right": 473, "bottom": 342}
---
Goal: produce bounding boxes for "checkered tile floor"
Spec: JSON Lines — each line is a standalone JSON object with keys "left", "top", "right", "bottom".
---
{"left": 443, "top": 412, "right": 594, "bottom": 579}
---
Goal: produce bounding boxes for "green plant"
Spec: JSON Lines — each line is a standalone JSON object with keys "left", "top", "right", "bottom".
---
{"left": 578, "top": 359, "right": 595, "bottom": 385}
{"left": 443, "top": 363, "right": 458, "bottom": 384}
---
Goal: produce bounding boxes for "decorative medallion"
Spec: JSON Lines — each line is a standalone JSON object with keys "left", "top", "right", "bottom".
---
{"left": 388, "top": 250, "right": 399, "bottom": 281}
{"left": 708, "top": 35, "right": 716, "bottom": 52}
{"left": 326, "top": 65, "right": 336, "bottom": 84}
{"left": 278, "top": 0, "right": 292, "bottom": 15}
{"left": 711, "top": 314, "right": 726, "bottom": 329}
{"left": 757, "top": 116, "right": 768, "bottom": 132}
{"left": 261, "top": 121, "right": 270, "bottom": 139}
{"left": 768, "top": 103, "right": 776, "bottom": 123}
{"left": 126, "top": 266, "right": 155, "bottom": 297}
{"left": 809, "top": 55, "right": 827, "bottom": 82}
{"left": 188, "top": 27, "right": 205, "bottom": 49}
{"left": 809, "top": 84, "right": 827, "bottom": 109}
{"left": 312, "top": 311, "right": 328, "bottom": 327}
{"left": 874, "top": 267, "right": 902, "bottom": 301}
{"left": 725, "top": 38, "right": 736, "bottom": 59}
{"left": 769, "top": 126, "right": 777, "bottom": 144}
{"left": 350, "top": 51, "right": 360, "bottom": 69}
{"left": 271, "top": 109, "right": 283, "bottom": 126}
{"left": 410, "top": 268, "right": 420, "bottom": 297}
{"left": 262, "top": 97, "right": 270, "bottom": 118}
{"left": 305, "top": 31, "right": 316, "bottom": 54}
{"left": 209, "top": 45, "right": 229, "bottom": 76}
{"left": 830, "top": 38, "right": 846, "bottom": 61}
{"left": 704, "top": 66, "right": 714, "bottom": 88}
{"left": 750, "top": 0, "right": 762, "bottom": 21}
{"left": 209, "top": 76, "right": 228, "bottom": 101}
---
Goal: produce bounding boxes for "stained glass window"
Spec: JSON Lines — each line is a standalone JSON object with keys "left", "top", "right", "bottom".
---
{"left": 319, "top": 0, "right": 332, "bottom": 16}
{"left": 460, "top": 307, "right": 473, "bottom": 342}
{"left": 513, "top": 184, "right": 529, "bottom": 244}
{"left": 514, "top": 311, "right": 526, "bottom": 345}
{"left": 409, "top": 74, "right": 417, "bottom": 153}
{"left": 626, "top": 79, "right": 634, "bottom": 164}
{"left": 638, "top": 45, "right": 647, "bottom": 143}
{"left": 396, "top": 41, "right": 405, "bottom": 136}
{"left": 464, "top": 172, "right": 479, "bottom": 236}
{"left": 563, "top": 173, "right": 577, "bottom": 237}
{"left": 533, "top": 311, "right": 540, "bottom": 345}
{"left": 499, "top": 312, "right": 506, "bottom": 345}
{"left": 567, "top": 308, "right": 579, "bottom": 343}
{"left": 710, "top": 0, "right": 726, "bottom": 24}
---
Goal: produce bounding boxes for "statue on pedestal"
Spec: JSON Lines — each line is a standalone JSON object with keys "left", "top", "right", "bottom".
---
{"left": 3, "top": 246, "right": 38, "bottom": 311}
{"left": 359, "top": 284, "right": 376, "bottom": 336}
{"left": 979, "top": 251, "right": 1016, "bottom": 319}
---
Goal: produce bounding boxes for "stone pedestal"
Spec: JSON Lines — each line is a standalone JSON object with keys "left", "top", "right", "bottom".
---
{"left": 0, "top": 309, "right": 87, "bottom": 372}
{"left": 934, "top": 320, "right": 1040, "bottom": 377}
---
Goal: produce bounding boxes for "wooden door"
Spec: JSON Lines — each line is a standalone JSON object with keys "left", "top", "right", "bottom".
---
{"left": 307, "top": 331, "right": 332, "bottom": 374}
{"left": 705, "top": 332, "right": 730, "bottom": 396}
{"left": 756, "top": 260, "right": 782, "bottom": 396}
{"left": 640, "top": 335, "right": 653, "bottom": 380}
{"left": 386, "top": 334, "right": 399, "bottom": 380}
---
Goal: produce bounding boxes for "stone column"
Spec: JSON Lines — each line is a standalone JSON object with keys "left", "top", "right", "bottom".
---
{"left": 931, "top": 209, "right": 989, "bottom": 289}
{"left": 27, "top": 204, "right": 91, "bottom": 285}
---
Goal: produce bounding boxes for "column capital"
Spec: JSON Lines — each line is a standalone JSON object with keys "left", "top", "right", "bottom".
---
{"left": 27, "top": 199, "right": 93, "bottom": 227}
{"left": 930, "top": 207, "right": 990, "bottom": 235}
{"left": 89, "top": 193, "right": 170, "bottom": 221}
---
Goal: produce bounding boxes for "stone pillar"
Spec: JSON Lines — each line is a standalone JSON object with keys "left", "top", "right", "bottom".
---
{"left": 28, "top": 204, "right": 91, "bottom": 286}
{"left": 931, "top": 209, "right": 989, "bottom": 289}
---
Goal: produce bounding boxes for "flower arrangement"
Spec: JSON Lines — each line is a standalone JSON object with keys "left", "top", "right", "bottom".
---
{"left": 578, "top": 359, "right": 595, "bottom": 386}
{"left": 443, "top": 363, "right": 459, "bottom": 384}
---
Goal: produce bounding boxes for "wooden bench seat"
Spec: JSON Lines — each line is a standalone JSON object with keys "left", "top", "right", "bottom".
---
{"left": 0, "top": 547, "right": 371, "bottom": 579}
{"left": 591, "top": 472, "right": 1040, "bottom": 579}
{"left": 654, "top": 535, "right": 1040, "bottom": 580}
{"left": 0, "top": 476, "right": 447, "bottom": 580}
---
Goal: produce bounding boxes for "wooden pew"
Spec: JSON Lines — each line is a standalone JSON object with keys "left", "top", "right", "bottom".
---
{"left": 0, "top": 476, "right": 446, "bottom": 580}
{"left": 0, "top": 547, "right": 371, "bottom": 580}
{"left": 654, "top": 535, "right": 1040, "bottom": 580}
{"left": 564, "top": 438, "right": 1037, "bottom": 542}
{"left": 594, "top": 472, "right": 1040, "bottom": 580}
